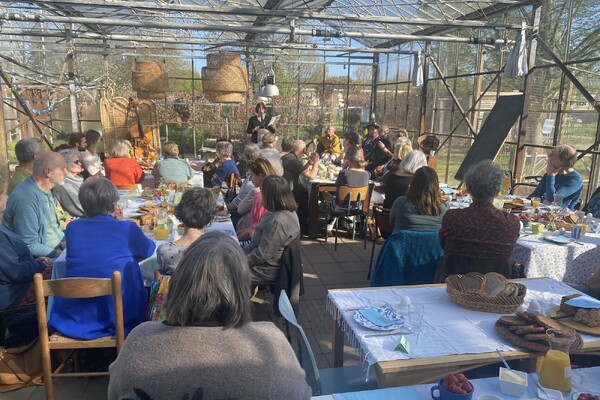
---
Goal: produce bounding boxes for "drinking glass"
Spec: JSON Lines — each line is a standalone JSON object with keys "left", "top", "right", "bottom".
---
{"left": 154, "top": 209, "right": 170, "bottom": 240}
{"left": 407, "top": 304, "right": 425, "bottom": 344}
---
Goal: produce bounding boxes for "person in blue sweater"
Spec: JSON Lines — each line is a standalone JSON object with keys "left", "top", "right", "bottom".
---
{"left": 211, "top": 140, "right": 239, "bottom": 187}
{"left": 49, "top": 178, "right": 155, "bottom": 339}
{"left": 0, "top": 177, "right": 53, "bottom": 310}
{"left": 529, "top": 144, "right": 582, "bottom": 210}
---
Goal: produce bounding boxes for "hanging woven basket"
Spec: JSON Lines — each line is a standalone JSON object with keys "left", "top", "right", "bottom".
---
{"left": 132, "top": 60, "right": 169, "bottom": 95}
{"left": 202, "top": 53, "right": 248, "bottom": 103}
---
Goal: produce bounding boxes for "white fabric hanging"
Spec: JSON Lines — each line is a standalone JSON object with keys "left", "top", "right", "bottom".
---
{"left": 411, "top": 51, "right": 424, "bottom": 87}
{"left": 504, "top": 21, "right": 529, "bottom": 78}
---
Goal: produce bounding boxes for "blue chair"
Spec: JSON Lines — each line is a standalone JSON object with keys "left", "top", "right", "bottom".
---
{"left": 370, "top": 230, "right": 443, "bottom": 287}
{"left": 278, "top": 290, "right": 378, "bottom": 396}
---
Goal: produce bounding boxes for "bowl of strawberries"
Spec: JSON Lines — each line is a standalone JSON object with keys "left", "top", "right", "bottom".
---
{"left": 431, "top": 373, "right": 474, "bottom": 400}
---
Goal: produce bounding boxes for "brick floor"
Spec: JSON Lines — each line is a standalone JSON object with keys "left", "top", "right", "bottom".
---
{"left": 5, "top": 236, "right": 380, "bottom": 399}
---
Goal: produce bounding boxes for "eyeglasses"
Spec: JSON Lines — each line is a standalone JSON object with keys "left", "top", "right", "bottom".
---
{"left": 73, "top": 160, "right": 82, "bottom": 165}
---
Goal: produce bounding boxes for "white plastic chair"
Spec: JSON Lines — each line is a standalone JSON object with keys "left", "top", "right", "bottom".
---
{"left": 278, "top": 290, "right": 378, "bottom": 396}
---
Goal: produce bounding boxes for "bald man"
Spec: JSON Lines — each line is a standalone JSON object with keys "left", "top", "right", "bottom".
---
{"left": 3, "top": 151, "right": 67, "bottom": 257}
{"left": 281, "top": 140, "right": 319, "bottom": 230}
{"left": 529, "top": 144, "right": 582, "bottom": 209}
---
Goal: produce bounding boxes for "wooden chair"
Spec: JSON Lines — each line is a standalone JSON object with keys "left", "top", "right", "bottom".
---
{"left": 325, "top": 183, "right": 374, "bottom": 251}
{"left": 367, "top": 205, "right": 393, "bottom": 279}
{"left": 33, "top": 271, "right": 125, "bottom": 400}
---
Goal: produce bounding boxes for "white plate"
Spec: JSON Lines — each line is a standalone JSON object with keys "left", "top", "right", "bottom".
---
{"left": 543, "top": 235, "right": 571, "bottom": 245}
{"left": 353, "top": 306, "right": 406, "bottom": 331}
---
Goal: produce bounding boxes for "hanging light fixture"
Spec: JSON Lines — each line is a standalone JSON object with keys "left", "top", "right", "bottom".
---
{"left": 262, "top": 68, "right": 280, "bottom": 97}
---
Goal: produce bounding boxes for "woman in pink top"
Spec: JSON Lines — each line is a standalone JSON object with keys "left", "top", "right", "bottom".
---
{"left": 237, "top": 158, "right": 277, "bottom": 243}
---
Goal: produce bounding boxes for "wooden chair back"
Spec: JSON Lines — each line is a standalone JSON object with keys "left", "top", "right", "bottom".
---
{"left": 372, "top": 205, "right": 393, "bottom": 239}
{"left": 33, "top": 271, "right": 125, "bottom": 400}
{"left": 337, "top": 184, "right": 374, "bottom": 213}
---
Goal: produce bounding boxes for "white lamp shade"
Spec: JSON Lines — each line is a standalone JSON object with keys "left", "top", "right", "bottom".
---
{"left": 263, "top": 84, "right": 280, "bottom": 97}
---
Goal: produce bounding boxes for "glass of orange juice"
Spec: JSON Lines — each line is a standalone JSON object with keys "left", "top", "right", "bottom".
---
{"left": 531, "top": 197, "right": 541, "bottom": 209}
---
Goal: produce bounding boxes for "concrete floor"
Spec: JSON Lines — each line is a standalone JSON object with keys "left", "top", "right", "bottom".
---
{"left": 3, "top": 235, "right": 378, "bottom": 400}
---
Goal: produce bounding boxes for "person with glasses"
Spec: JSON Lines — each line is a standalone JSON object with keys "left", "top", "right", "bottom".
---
{"left": 52, "top": 149, "right": 86, "bottom": 218}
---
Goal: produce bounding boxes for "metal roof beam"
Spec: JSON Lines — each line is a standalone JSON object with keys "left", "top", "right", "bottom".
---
{"left": 0, "top": 13, "right": 509, "bottom": 45}
{"left": 16, "top": 0, "right": 524, "bottom": 30}
{"left": 0, "top": 28, "right": 412, "bottom": 54}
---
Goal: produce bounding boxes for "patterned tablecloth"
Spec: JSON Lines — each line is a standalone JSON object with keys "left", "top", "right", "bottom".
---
{"left": 513, "top": 232, "right": 600, "bottom": 285}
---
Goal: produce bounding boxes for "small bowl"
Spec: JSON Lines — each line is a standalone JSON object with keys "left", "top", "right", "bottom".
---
{"left": 499, "top": 367, "right": 528, "bottom": 397}
{"left": 431, "top": 377, "right": 474, "bottom": 400}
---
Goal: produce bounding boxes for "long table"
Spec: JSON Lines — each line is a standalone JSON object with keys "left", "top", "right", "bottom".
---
{"left": 313, "top": 366, "right": 600, "bottom": 399}
{"left": 327, "top": 278, "right": 600, "bottom": 388}
{"left": 514, "top": 231, "right": 600, "bottom": 285}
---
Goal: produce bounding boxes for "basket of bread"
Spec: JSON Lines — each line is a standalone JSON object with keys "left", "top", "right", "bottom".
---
{"left": 445, "top": 272, "right": 527, "bottom": 313}
{"left": 503, "top": 198, "right": 527, "bottom": 213}
{"left": 495, "top": 311, "right": 582, "bottom": 352}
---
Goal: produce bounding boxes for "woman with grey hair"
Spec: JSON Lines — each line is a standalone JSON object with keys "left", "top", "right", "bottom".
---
{"left": 435, "top": 160, "right": 520, "bottom": 281}
{"left": 52, "top": 149, "right": 85, "bottom": 217}
{"left": 49, "top": 178, "right": 155, "bottom": 340}
{"left": 108, "top": 232, "right": 311, "bottom": 400}
{"left": 211, "top": 140, "right": 239, "bottom": 187}
{"left": 383, "top": 149, "right": 427, "bottom": 208}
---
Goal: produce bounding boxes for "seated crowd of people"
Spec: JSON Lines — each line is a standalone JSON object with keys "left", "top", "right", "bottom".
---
{"left": 2, "top": 120, "right": 599, "bottom": 398}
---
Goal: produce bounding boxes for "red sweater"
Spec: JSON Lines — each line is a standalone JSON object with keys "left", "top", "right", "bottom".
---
{"left": 105, "top": 158, "right": 145, "bottom": 186}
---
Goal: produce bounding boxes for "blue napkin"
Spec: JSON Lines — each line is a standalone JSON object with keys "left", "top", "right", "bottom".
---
{"left": 358, "top": 308, "right": 396, "bottom": 328}
{"left": 566, "top": 295, "right": 600, "bottom": 309}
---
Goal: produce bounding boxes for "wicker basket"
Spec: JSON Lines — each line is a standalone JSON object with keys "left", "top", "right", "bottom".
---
{"left": 132, "top": 60, "right": 169, "bottom": 94}
{"left": 446, "top": 275, "right": 527, "bottom": 313}
{"left": 206, "top": 52, "right": 241, "bottom": 68}
{"left": 207, "top": 91, "right": 245, "bottom": 103}
{"left": 495, "top": 320, "right": 583, "bottom": 353}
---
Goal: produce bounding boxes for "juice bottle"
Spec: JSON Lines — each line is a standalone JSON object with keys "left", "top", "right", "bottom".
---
{"left": 538, "top": 329, "right": 574, "bottom": 393}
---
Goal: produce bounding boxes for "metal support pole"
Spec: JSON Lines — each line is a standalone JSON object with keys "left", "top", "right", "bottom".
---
{"left": 419, "top": 41, "right": 430, "bottom": 135}
{"left": 371, "top": 53, "right": 379, "bottom": 121}
{"left": 65, "top": 25, "right": 79, "bottom": 133}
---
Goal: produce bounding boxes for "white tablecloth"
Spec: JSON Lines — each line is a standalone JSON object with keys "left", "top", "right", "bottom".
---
{"left": 313, "top": 366, "right": 600, "bottom": 399}
{"left": 326, "top": 278, "right": 596, "bottom": 369}
{"left": 513, "top": 232, "right": 600, "bottom": 284}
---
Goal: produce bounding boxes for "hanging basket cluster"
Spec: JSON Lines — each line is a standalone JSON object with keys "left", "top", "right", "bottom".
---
{"left": 201, "top": 53, "right": 248, "bottom": 103}
{"left": 132, "top": 60, "right": 169, "bottom": 99}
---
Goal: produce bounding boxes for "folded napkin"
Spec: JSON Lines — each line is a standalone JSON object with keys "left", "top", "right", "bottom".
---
{"left": 358, "top": 307, "right": 399, "bottom": 328}
{"left": 566, "top": 295, "right": 600, "bottom": 309}
{"left": 334, "top": 386, "right": 421, "bottom": 400}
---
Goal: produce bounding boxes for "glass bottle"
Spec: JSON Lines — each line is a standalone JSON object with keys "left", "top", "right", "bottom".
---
{"left": 538, "top": 329, "right": 575, "bottom": 393}
{"left": 153, "top": 209, "right": 170, "bottom": 241}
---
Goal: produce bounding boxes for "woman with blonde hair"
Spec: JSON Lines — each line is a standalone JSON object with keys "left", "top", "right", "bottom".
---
{"left": 104, "top": 139, "right": 144, "bottom": 187}
{"left": 152, "top": 141, "right": 194, "bottom": 183}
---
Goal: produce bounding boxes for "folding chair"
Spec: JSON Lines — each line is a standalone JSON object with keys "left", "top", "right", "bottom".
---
{"left": 34, "top": 271, "right": 125, "bottom": 400}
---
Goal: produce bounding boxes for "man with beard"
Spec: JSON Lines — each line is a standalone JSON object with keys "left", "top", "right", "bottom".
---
{"left": 68, "top": 132, "right": 87, "bottom": 152}
{"left": 3, "top": 151, "right": 67, "bottom": 257}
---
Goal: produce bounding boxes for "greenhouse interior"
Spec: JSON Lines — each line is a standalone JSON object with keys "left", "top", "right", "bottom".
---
{"left": 2, "top": 1, "right": 600, "bottom": 400}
